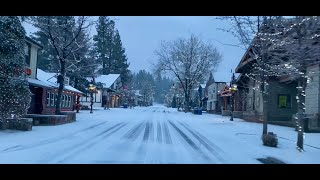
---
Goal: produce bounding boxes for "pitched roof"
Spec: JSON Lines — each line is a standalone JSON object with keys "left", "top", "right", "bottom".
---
{"left": 27, "top": 78, "right": 53, "bottom": 88}
{"left": 135, "top": 90, "right": 143, "bottom": 97}
{"left": 36, "top": 69, "right": 83, "bottom": 94}
{"left": 25, "top": 36, "right": 43, "bottom": 49}
{"left": 94, "top": 74, "right": 121, "bottom": 89}
{"left": 37, "top": 69, "right": 57, "bottom": 86}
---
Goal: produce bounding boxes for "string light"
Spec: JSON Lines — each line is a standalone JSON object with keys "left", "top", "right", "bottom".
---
{"left": 0, "top": 17, "right": 31, "bottom": 124}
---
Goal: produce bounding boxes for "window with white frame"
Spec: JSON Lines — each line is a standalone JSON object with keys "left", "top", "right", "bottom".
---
{"left": 66, "top": 95, "right": 68, "bottom": 107}
{"left": 64, "top": 95, "right": 67, "bottom": 107}
{"left": 67, "top": 96, "right": 70, "bottom": 107}
{"left": 51, "top": 93, "right": 55, "bottom": 106}
{"left": 62, "top": 95, "right": 65, "bottom": 107}
{"left": 47, "top": 92, "right": 50, "bottom": 106}
{"left": 69, "top": 96, "right": 71, "bottom": 107}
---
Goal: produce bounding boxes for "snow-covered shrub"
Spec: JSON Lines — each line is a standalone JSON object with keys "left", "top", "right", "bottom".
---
{"left": 262, "top": 132, "right": 278, "bottom": 147}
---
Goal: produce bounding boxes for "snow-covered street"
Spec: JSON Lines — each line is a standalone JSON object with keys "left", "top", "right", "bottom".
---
{"left": 0, "top": 104, "right": 320, "bottom": 164}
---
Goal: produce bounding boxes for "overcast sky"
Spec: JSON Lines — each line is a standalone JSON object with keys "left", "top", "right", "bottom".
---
{"left": 24, "top": 16, "right": 245, "bottom": 82}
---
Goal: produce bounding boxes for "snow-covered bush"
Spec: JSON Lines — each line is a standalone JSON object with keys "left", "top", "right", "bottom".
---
{"left": 262, "top": 132, "right": 278, "bottom": 147}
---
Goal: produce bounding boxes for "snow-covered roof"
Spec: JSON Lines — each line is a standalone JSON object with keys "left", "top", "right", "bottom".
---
{"left": 37, "top": 69, "right": 57, "bottom": 86}
{"left": 135, "top": 90, "right": 142, "bottom": 97}
{"left": 35, "top": 69, "right": 84, "bottom": 94}
{"left": 27, "top": 78, "right": 53, "bottom": 88}
{"left": 64, "top": 85, "right": 83, "bottom": 94}
{"left": 25, "top": 36, "right": 43, "bottom": 49}
{"left": 94, "top": 74, "right": 120, "bottom": 89}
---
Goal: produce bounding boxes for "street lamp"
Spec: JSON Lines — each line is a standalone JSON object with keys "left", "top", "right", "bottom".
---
{"left": 230, "top": 73, "right": 237, "bottom": 121}
{"left": 89, "top": 83, "right": 96, "bottom": 114}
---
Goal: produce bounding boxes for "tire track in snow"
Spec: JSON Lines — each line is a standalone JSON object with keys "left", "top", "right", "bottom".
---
{"left": 178, "top": 122, "right": 225, "bottom": 162}
{"left": 56, "top": 122, "right": 128, "bottom": 163}
{"left": 156, "top": 122, "right": 162, "bottom": 143}
{"left": 122, "top": 121, "right": 145, "bottom": 141}
{"left": 1, "top": 121, "right": 108, "bottom": 153}
{"left": 2, "top": 145, "right": 21, "bottom": 152}
{"left": 162, "top": 122, "right": 172, "bottom": 144}
{"left": 168, "top": 120, "right": 210, "bottom": 161}
{"left": 143, "top": 122, "right": 150, "bottom": 142}
{"left": 168, "top": 121, "right": 198, "bottom": 150}
{"left": 149, "top": 121, "right": 154, "bottom": 142}
{"left": 38, "top": 122, "right": 127, "bottom": 163}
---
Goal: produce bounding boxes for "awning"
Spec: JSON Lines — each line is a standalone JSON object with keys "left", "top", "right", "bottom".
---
{"left": 220, "top": 93, "right": 232, "bottom": 97}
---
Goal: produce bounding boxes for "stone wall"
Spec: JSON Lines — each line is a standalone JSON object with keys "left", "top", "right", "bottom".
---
{"left": 0, "top": 118, "right": 33, "bottom": 131}
{"left": 305, "top": 64, "right": 320, "bottom": 115}
{"left": 24, "top": 113, "right": 76, "bottom": 126}
{"left": 233, "top": 111, "right": 243, "bottom": 118}
{"left": 221, "top": 109, "right": 231, "bottom": 116}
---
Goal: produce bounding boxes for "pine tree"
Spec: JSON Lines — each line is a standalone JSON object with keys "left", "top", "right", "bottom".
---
{"left": 31, "top": 19, "right": 59, "bottom": 72}
{"left": 132, "top": 70, "right": 156, "bottom": 106}
{"left": 205, "top": 72, "right": 215, "bottom": 97}
{"left": 112, "top": 30, "right": 131, "bottom": 85}
{"left": 0, "top": 16, "right": 31, "bottom": 126}
{"left": 93, "top": 17, "right": 131, "bottom": 87}
{"left": 93, "top": 16, "right": 115, "bottom": 75}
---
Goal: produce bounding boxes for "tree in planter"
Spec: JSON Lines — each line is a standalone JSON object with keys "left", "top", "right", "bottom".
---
{"left": 30, "top": 16, "right": 92, "bottom": 115}
{"left": 0, "top": 16, "right": 31, "bottom": 127}
{"left": 154, "top": 35, "right": 222, "bottom": 112}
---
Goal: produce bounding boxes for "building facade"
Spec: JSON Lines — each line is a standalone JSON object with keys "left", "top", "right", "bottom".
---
{"left": 207, "top": 82, "right": 227, "bottom": 113}
{"left": 25, "top": 36, "right": 83, "bottom": 115}
{"left": 81, "top": 74, "right": 123, "bottom": 108}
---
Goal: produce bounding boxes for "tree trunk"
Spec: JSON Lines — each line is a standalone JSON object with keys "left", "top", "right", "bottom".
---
{"left": 108, "top": 50, "right": 112, "bottom": 74}
{"left": 297, "top": 78, "right": 306, "bottom": 151}
{"left": 103, "top": 61, "right": 106, "bottom": 75}
{"left": 262, "top": 92, "right": 268, "bottom": 135}
{"left": 55, "top": 60, "right": 65, "bottom": 115}
{"left": 261, "top": 48, "right": 268, "bottom": 136}
{"left": 184, "top": 93, "right": 190, "bottom": 112}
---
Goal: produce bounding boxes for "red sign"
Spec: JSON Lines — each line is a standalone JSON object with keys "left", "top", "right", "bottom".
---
{"left": 26, "top": 68, "right": 32, "bottom": 75}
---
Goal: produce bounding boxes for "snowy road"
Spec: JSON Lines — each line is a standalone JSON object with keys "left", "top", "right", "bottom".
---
{"left": 1, "top": 104, "right": 320, "bottom": 164}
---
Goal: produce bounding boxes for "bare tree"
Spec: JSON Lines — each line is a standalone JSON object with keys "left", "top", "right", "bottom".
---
{"left": 154, "top": 35, "right": 222, "bottom": 112}
{"left": 29, "top": 16, "right": 92, "bottom": 114}
{"left": 269, "top": 16, "right": 320, "bottom": 151}
{"left": 218, "top": 16, "right": 285, "bottom": 136}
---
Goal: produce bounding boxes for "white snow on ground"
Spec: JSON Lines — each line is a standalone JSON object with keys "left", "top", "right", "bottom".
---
{"left": 0, "top": 104, "right": 319, "bottom": 164}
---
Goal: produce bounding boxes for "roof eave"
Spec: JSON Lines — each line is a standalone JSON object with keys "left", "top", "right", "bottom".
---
{"left": 25, "top": 36, "right": 43, "bottom": 49}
